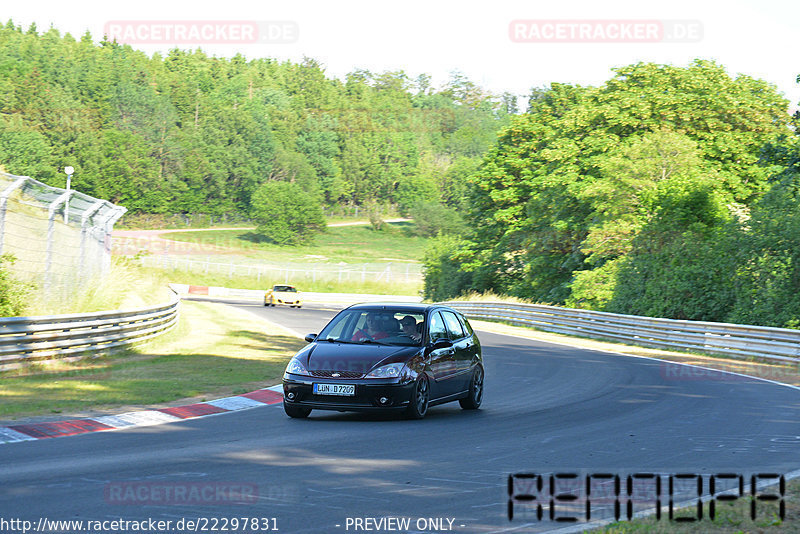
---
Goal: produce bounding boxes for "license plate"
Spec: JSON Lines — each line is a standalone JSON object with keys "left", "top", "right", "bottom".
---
{"left": 313, "top": 383, "right": 355, "bottom": 396}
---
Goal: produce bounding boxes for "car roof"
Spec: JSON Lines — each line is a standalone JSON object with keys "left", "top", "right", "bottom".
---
{"left": 345, "top": 302, "right": 453, "bottom": 313}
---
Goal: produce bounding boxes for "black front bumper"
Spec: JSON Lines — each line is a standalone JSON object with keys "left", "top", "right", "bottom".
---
{"left": 283, "top": 374, "right": 416, "bottom": 412}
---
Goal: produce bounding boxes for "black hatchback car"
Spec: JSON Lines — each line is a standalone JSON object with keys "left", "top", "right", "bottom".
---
{"left": 282, "top": 303, "right": 483, "bottom": 419}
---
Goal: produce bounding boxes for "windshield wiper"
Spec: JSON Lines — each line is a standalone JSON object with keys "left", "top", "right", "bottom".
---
{"left": 358, "top": 339, "right": 389, "bottom": 345}
{"left": 322, "top": 338, "right": 356, "bottom": 344}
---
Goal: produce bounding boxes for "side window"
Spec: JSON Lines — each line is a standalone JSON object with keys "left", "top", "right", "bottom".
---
{"left": 428, "top": 312, "right": 448, "bottom": 342}
{"left": 458, "top": 313, "right": 474, "bottom": 336}
{"left": 442, "top": 311, "right": 465, "bottom": 340}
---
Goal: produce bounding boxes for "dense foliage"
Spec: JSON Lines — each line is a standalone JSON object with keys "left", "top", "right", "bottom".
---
{"left": 6, "top": 22, "right": 800, "bottom": 328}
{"left": 424, "top": 60, "right": 800, "bottom": 327}
{"left": 0, "top": 255, "right": 31, "bottom": 316}
{"left": 0, "top": 22, "right": 511, "bottom": 223}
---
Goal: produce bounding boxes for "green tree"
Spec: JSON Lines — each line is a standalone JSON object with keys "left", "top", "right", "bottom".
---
{"left": 567, "top": 130, "right": 713, "bottom": 306}
{"left": 0, "top": 25, "right": 508, "bottom": 218}
{"left": 726, "top": 168, "right": 800, "bottom": 327}
{"left": 606, "top": 180, "right": 735, "bottom": 320}
{"left": 436, "top": 61, "right": 791, "bottom": 304}
{"left": 250, "top": 181, "right": 325, "bottom": 245}
{"left": 395, "top": 174, "right": 439, "bottom": 215}
{"left": 410, "top": 202, "right": 467, "bottom": 237}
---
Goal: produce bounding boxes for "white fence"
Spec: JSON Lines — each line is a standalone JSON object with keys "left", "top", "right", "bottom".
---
{"left": 441, "top": 301, "right": 800, "bottom": 363}
{"left": 138, "top": 255, "right": 423, "bottom": 285}
{"left": 0, "top": 295, "right": 179, "bottom": 370}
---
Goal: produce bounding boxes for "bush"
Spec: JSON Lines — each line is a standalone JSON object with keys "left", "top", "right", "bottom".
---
{"left": 250, "top": 182, "right": 325, "bottom": 245}
{"left": 364, "top": 199, "right": 385, "bottom": 231}
{"left": 422, "top": 234, "right": 473, "bottom": 301}
{"left": 0, "top": 255, "right": 32, "bottom": 316}
{"left": 566, "top": 258, "right": 624, "bottom": 310}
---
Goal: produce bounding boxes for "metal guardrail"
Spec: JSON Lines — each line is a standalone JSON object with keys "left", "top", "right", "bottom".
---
{"left": 0, "top": 296, "right": 179, "bottom": 369}
{"left": 440, "top": 301, "right": 800, "bottom": 363}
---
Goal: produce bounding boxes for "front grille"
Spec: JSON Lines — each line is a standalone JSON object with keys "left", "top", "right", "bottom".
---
{"left": 310, "top": 370, "right": 364, "bottom": 379}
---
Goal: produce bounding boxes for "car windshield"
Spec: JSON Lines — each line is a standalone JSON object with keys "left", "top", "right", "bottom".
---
{"left": 317, "top": 309, "right": 425, "bottom": 346}
{"left": 274, "top": 286, "right": 296, "bottom": 292}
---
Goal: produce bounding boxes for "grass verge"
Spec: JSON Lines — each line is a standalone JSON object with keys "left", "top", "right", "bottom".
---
{"left": 147, "top": 266, "right": 421, "bottom": 296}
{"left": 594, "top": 478, "right": 799, "bottom": 532}
{"left": 25, "top": 257, "right": 174, "bottom": 316}
{"left": 164, "top": 221, "right": 428, "bottom": 264}
{"left": 0, "top": 300, "right": 304, "bottom": 422}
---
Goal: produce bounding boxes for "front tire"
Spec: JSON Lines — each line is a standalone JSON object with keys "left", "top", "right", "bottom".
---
{"left": 459, "top": 366, "right": 484, "bottom": 410}
{"left": 406, "top": 375, "right": 430, "bottom": 419}
{"left": 284, "top": 402, "right": 311, "bottom": 418}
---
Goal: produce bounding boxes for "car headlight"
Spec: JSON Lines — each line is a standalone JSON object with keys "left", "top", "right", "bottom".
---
{"left": 284, "top": 358, "right": 309, "bottom": 377}
{"left": 365, "top": 363, "right": 406, "bottom": 379}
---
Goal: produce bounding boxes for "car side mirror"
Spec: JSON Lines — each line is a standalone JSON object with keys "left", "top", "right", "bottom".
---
{"left": 305, "top": 333, "right": 318, "bottom": 343}
{"left": 429, "top": 338, "right": 453, "bottom": 351}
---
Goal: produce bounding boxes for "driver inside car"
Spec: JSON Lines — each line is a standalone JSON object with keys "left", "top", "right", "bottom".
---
{"left": 352, "top": 313, "right": 389, "bottom": 341}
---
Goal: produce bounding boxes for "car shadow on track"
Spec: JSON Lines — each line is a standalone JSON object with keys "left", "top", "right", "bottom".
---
{"left": 290, "top": 406, "right": 488, "bottom": 423}
{"left": 227, "top": 330, "right": 306, "bottom": 352}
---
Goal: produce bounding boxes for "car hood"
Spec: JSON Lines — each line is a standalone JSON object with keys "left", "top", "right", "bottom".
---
{"left": 303, "top": 342, "right": 420, "bottom": 375}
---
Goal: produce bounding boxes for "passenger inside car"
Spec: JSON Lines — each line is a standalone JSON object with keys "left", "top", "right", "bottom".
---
{"left": 352, "top": 313, "right": 389, "bottom": 341}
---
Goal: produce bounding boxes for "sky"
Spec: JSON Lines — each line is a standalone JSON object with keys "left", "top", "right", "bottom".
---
{"left": 7, "top": 0, "right": 800, "bottom": 110}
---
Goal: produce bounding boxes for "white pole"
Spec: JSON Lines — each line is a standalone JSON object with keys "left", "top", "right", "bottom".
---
{"left": 63, "top": 166, "right": 74, "bottom": 224}
{"left": 64, "top": 173, "right": 71, "bottom": 224}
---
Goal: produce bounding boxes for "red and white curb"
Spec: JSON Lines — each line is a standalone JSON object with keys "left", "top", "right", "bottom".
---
{"left": 0, "top": 385, "right": 284, "bottom": 445}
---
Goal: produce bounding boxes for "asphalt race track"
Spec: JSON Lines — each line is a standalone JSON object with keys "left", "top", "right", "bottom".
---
{"left": 1, "top": 302, "right": 799, "bottom": 533}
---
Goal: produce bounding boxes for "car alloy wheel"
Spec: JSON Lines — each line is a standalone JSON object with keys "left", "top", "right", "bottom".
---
{"left": 407, "top": 375, "right": 430, "bottom": 419}
{"left": 459, "top": 366, "right": 483, "bottom": 410}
